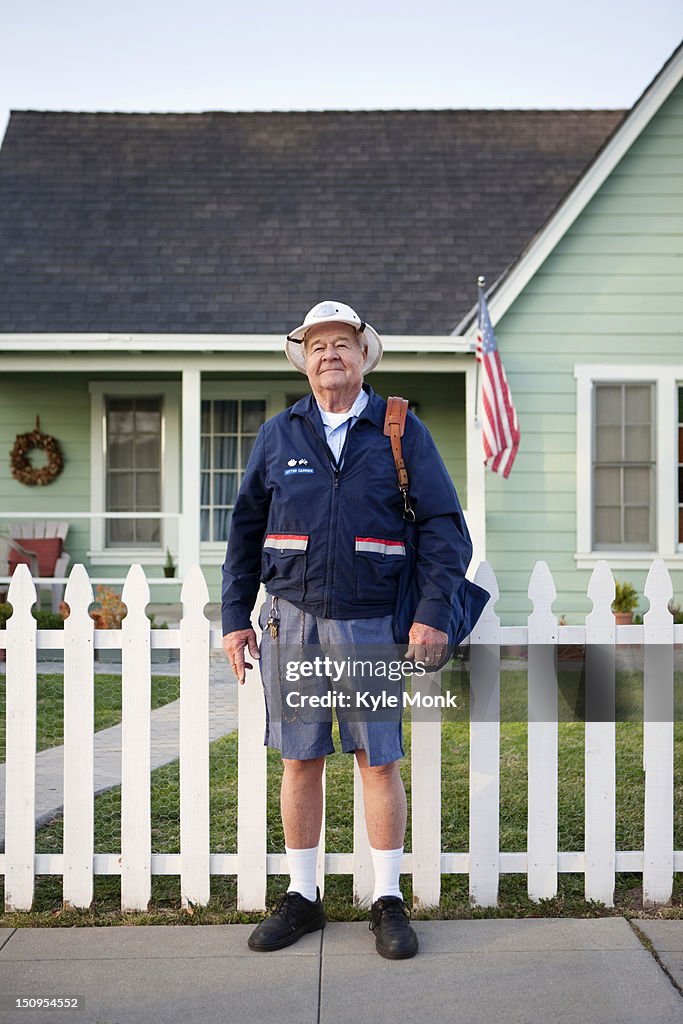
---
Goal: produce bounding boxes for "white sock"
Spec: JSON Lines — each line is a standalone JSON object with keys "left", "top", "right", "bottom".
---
{"left": 370, "top": 845, "right": 404, "bottom": 902}
{"left": 286, "top": 845, "right": 319, "bottom": 903}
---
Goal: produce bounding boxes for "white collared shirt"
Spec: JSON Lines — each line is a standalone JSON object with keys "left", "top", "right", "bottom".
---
{"left": 316, "top": 388, "right": 369, "bottom": 465}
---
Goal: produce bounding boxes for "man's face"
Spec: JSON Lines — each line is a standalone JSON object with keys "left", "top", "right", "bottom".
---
{"left": 302, "top": 322, "right": 367, "bottom": 398}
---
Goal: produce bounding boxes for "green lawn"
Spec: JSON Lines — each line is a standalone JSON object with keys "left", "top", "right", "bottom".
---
{"left": 1, "top": 662, "right": 683, "bottom": 925}
{"left": 0, "top": 674, "right": 180, "bottom": 760}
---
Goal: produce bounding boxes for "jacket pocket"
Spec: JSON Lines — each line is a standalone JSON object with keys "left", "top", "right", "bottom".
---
{"left": 261, "top": 533, "right": 308, "bottom": 592}
{"left": 353, "top": 536, "right": 406, "bottom": 603}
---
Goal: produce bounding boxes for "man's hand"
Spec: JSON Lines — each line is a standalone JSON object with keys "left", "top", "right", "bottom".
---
{"left": 223, "top": 628, "right": 260, "bottom": 685}
{"left": 405, "top": 622, "right": 448, "bottom": 670}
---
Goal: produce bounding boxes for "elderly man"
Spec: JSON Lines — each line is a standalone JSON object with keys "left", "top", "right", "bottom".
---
{"left": 222, "top": 300, "right": 475, "bottom": 959}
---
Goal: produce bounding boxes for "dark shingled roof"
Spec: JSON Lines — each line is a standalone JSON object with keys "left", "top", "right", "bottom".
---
{"left": 0, "top": 109, "right": 625, "bottom": 336}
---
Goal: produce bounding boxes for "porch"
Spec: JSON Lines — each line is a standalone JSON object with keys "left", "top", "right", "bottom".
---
{"left": 0, "top": 334, "right": 484, "bottom": 609}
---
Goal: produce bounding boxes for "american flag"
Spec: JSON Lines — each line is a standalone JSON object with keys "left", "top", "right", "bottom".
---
{"left": 476, "top": 284, "right": 520, "bottom": 478}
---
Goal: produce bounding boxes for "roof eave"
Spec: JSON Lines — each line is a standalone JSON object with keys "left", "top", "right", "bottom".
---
{"left": 0, "top": 332, "right": 476, "bottom": 355}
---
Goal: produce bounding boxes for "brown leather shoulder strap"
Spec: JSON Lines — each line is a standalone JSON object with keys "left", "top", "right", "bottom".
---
{"left": 384, "top": 396, "right": 409, "bottom": 438}
{"left": 383, "top": 396, "right": 410, "bottom": 494}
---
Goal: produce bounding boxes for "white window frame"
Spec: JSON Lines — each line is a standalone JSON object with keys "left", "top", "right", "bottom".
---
{"left": 88, "top": 380, "right": 180, "bottom": 565}
{"left": 575, "top": 364, "right": 681, "bottom": 569}
{"left": 200, "top": 381, "right": 309, "bottom": 564}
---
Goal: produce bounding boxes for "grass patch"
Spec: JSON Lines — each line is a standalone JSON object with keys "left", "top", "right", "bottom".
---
{"left": 0, "top": 674, "right": 180, "bottom": 760}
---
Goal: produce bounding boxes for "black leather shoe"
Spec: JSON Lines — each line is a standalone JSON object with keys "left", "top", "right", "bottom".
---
{"left": 247, "top": 888, "right": 326, "bottom": 951}
{"left": 369, "top": 896, "right": 418, "bottom": 959}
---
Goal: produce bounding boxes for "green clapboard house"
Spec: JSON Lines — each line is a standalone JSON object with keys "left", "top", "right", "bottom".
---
{"left": 0, "top": 43, "right": 681, "bottom": 623}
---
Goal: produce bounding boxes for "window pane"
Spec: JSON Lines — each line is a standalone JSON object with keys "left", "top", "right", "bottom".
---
{"left": 201, "top": 472, "right": 211, "bottom": 505}
{"left": 242, "top": 400, "right": 266, "bottom": 433}
{"left": 596, "top": 386, "right": 622, "bottom": 426}
{"left": 214, "top": 436, "right": 238, "bottom": 467}
{"left": 109, "top": 518, "right": 135, "bottom": 544}
{"left": 108, "top": 472, "right": 133, "bottom": 509}
{"left": 594, "top": 467, "right": 620, "bottom": 505}
{"left": 625, "top": 385, "right": 650, "bottom": 424}
{"left": 107, "top": 397, "right": 131, "bottom": 414}
{"left": 107, "top": 398, "right": 134, "bottom": 436}
{"left": 201, "top": 400, "right": 211, "bottom": 433}
{"left": 136, "top": 518, "right": 161, "bottom": 545}
{"left": 595, "top": 426, "right": 621, "bottom": 462}
{"left": 135, "top": 397, "right": 161, "bottom": 413}
{"left": 624, "top": 425, "right": 651, "bottom": 462}
{"left": 595, "top": 507, "right": 621, "bottom": 544}
{"left": 135, "top": 472, "right": 161, "bottom": 508}
{"left": 136, "top": 434, "right": 161, "bottom": 469}
{"left": 214, "top": 507, "right": 232, "bottom": 542}
{"left": 201, "top": 437, "right": 211, "bottom": 469}
{"left": 109, "top": 434, "right": 134, "bottom": 469}
{"left": 624, "top": 466, "right": 650, "bottom": 505}
{"left": 624, "top": 507, "right": 650, "bottom": 545}
{"left": 201, "top": 508, "right": 210, "bottom": 543}
{"left": 213, "top": 473, "right": 238, "bottom": 506}
{"left": 678, "top": 425, "right": 683, "bottom": 464}
{"left": 214, "top": 401, "right": 238, "bottom": 433}
{"left": 134, "top": 411, "right": 161, "bottom": 435}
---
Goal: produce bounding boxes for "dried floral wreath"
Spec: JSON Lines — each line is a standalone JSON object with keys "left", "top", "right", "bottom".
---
{"left": 10, "top": 417, "right": 64, "bottom": 486}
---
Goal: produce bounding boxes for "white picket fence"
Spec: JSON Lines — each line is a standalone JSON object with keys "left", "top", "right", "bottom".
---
{"left": 0, "top": 559, "right": 681, "bottom": 914}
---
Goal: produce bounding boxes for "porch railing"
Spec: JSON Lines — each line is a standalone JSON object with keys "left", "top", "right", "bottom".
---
{"left": 0, "top": 511, "right": 187, "bottom": 588}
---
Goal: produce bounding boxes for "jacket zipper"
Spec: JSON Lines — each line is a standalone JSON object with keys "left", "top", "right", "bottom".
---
{"left": 301, "top": 416, "right": 339, "bottom": 617}
{"left": 302, "top": 414, "right": 356, "bottom": 618}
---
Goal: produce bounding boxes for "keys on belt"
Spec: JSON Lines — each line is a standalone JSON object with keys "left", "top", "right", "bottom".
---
{"left": 266, "top": 596, "right": 280, "bottom": 639}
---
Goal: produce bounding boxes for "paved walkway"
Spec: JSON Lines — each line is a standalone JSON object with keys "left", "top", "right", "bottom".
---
{"left": 0, "top": 918, "right": 682, "bottom": 1023}
{"left": 0, "top": 652, "right": 237, "bottom": 849}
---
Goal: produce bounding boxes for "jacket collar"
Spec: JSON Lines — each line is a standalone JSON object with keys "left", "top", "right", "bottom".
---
{"left": 289, "top": 383, "right": 385, "bottom": 428}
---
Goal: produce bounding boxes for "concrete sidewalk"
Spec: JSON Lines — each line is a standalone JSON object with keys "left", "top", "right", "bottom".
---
{"left": 1, "top": 918, "right": 682, "bottom": 1024}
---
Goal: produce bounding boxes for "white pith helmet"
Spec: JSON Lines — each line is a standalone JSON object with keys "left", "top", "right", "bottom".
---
{"left": 285, "top": 300, "right": 383, "bottom": 374}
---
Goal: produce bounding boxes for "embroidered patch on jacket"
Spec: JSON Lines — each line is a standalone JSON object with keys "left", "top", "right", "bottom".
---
{"left": 284, "top": 456, "right": 315, "bottom": 475}
{"left": 354, "top": 537, "right": 406, "bottom": 556}
{"left": 264, "top": 534, "right": 309, "bottom": 551}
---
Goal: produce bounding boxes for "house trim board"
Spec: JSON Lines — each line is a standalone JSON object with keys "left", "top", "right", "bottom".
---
{"left": 0, "top": 333, "right": 475, "bottom": 355}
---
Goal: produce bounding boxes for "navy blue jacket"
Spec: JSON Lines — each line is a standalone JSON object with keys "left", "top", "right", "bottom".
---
{"left": 221, "top": 384, "right": 473, "bottom": 635}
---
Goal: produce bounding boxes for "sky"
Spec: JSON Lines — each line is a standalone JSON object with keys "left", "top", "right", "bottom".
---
{"left": 1, "top": 0, "right": 682, "bottom": 142}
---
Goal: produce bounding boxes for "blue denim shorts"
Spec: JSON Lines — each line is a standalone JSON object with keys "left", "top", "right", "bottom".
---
{"left": 257, "top": 596, "right": 405, "bottom": 766}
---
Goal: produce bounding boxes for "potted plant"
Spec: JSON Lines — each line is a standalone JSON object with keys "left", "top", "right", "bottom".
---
{"left": 612, "top": 580, "right": 638, "bottom": 625}
{"left": 163, "top": 549, "right": 177, "bottom": 579}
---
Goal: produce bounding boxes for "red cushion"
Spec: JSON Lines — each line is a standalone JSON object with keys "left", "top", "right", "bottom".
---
{"left": 8, "top": 537, "right": 63, "bottom": 577}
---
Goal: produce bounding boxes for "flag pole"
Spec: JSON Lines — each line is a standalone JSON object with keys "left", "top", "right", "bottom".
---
{"left": 474, "top": 275, "right": 485, "bottom": 422}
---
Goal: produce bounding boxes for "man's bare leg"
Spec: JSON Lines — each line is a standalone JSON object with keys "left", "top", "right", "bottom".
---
{"left": 280, "top": 756, "right": 326, "bottom": 847}
{"left": 355, "top": 749, "right": 406, "bottom": 849}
